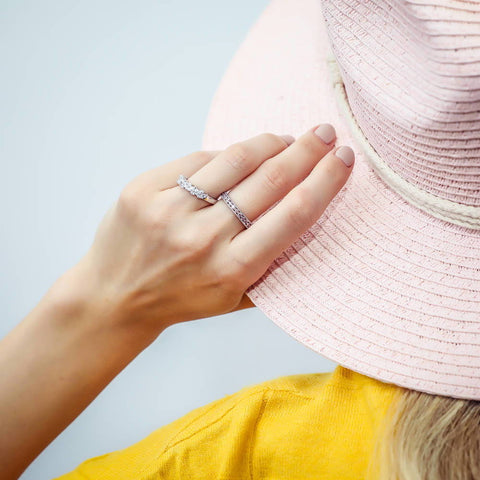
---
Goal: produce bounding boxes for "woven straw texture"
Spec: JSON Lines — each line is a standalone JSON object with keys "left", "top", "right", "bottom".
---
{"left": 201, "top": 0, "right": 480, "bottom": 400}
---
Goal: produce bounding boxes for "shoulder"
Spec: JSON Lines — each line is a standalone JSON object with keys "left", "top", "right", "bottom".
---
{"left": 158, "top": 372, "right": 323, "bottom": 454}
{"left": 160, "top": 365, "right": 398, "bottom": 453}
{"left": 163, "top": 365, "right": 398, "bottom": 442}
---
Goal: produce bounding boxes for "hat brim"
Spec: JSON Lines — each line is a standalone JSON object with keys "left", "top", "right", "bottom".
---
{"left": 201, "top": 0, "right": 480, "bottom": 400}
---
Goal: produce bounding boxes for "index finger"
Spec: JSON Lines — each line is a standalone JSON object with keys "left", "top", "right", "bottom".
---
{"left": 229, "top": 145, "right": 355, "bottom": 284}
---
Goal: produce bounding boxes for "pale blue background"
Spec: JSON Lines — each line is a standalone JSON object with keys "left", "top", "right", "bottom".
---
{"left": 0, "top": 1, "right": 336, "bottom": 478}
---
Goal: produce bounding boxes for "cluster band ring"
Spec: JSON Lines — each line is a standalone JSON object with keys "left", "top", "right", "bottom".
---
{"left": 219, "top": 191, "right": 252, "bottom": 229}
{"left": 176, "top": 174, "right": 252, "bottom": 229}
{"left": 177, "top": 174, "right": 218, "bottom": 205}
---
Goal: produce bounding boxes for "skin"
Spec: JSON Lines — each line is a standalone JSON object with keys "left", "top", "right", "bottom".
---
{"left": 0, "top": 123, "right": 353, "bottom": 479}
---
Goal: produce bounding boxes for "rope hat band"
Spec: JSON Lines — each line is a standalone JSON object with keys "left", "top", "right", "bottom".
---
{"left": 327, "top": 54, "right": 480, "bottom": 231}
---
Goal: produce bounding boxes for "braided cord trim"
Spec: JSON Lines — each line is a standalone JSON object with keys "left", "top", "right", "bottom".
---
{"left": 326, "top": 54, "right": 480, "bottom": 230}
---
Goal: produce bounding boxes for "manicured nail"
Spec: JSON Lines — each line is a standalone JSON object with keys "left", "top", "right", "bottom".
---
{"left": 280, "top": 134, "right": 295, "bottom": 145}
{"left": 335, "top": 145, "right": 355, "bottom": 167}
{"left": 314, "top": 123, "right": 336, "bottom": 144}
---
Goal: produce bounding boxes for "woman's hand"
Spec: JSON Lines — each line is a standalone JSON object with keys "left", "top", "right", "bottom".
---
{"left": 0, "top": 123, "right": 354, "bottom": 479}
{"left": 70, "top": 123, "right": 354, "bottom": 334}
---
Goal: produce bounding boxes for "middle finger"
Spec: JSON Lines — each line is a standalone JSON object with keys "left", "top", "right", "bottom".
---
{"left": 174, "top": 132, "right": 295, "bottom": 211}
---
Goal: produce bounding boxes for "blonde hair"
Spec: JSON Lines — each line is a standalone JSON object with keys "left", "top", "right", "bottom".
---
{"left": 366, "top": 386, "right": 480, "bottom": 479}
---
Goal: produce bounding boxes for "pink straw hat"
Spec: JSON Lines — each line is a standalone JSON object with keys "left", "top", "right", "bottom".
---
{"left": 201, "top": 0, "right": 480, "bottom": 400}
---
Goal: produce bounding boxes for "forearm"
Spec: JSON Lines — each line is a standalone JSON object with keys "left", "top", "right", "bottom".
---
{"left": 0, "top": 261, "right": 164, "bottom": 480}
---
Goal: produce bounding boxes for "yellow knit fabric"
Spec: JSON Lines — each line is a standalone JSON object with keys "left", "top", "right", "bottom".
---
{"left": 55, "top": 365, "right": 399, "bottom": 479}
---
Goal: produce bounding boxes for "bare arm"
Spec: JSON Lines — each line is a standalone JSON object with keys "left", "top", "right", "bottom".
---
{"left": 0, "top": 260, "right": 164, "bottom": 480}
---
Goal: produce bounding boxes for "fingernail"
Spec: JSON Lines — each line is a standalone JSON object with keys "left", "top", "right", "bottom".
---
{"left": 280, "top": 134, "right": 295, "bottom": 146}
{"left": 335, "top": 145, "right": 355, "bottom": 167}
{"left": 314, "top": 123, "right": 336, "bottom": 144}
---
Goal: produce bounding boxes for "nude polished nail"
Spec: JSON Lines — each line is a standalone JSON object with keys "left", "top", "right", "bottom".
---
{"left": 314, "top": 123, "right": 336, "bottom": 144}
{"left": 335, "top": 145, "right": 355, "bottom": 167}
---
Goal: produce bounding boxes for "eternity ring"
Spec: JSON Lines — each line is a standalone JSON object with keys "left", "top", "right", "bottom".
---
{"left": 177, "top": 174, "right": 218, "bottom": 205}
{"left": 219, "top": 191, "right": 253, "bottom": 229}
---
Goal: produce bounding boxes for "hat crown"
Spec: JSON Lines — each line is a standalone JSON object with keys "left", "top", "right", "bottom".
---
{"left": 321, "top": 0, "right": 480, "bottom": 207}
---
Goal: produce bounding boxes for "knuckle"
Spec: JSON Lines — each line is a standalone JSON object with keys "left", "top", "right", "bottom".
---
{"left": 169, "top": 229, "right": 201, "bottom": 255}
{"left": 225, "top": 143, "right": 253, "bottom": 171}
{"left": 287, "top": 186, "right": 317, "bottom": 228}
{"left": 192, "top": 150, "right": 214, "bottom": 164}
{"left": 261, "top": 162, "right": 289, "bottom": 192}
{"left": 297, "top": 135, "right": 323, "bottom": 159}
{"left": 169, "top": 219, "right": 216, "bottom": 256}
{"left": 219, "top": 259, "right": 248, "bottom": 290}
{"left": 259, "top": 132, "right": 282, "bottom": 147}
{"left": 230, "top": 254, "right": 250, "bottom": 277}
{"left": 142, "top": 211, "right": 168, "bottom": 232}
{"left": 118, "top": 182, "right": 143, "bottom": 216}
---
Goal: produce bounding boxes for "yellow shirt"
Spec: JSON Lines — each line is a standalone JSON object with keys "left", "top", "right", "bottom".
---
{"left": 55, "top": 365, "right": 399, "bottom": 479}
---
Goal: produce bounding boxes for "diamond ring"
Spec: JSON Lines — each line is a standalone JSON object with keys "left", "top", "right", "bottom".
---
{"left": 177, "top": 174, "right": 218, "bottom": 205}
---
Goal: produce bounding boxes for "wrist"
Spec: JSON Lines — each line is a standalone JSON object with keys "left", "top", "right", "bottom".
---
{"left": 46, "top": 258, "right": 109, "bottom": 324}
{"left": 46, "top": 256, "right": 165, "bottom": 344}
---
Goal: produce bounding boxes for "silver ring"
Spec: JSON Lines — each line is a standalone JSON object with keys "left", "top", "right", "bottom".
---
{"left": 177, "top": 174, "right": 218, "bottom": 205}
{"left": 219, "top": 191, "right": 252, "bottom": 229}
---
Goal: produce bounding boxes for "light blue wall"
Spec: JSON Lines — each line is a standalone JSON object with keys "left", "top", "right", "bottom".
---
{"left": 0, "top": 1, "right": 336, "bottom": 478}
